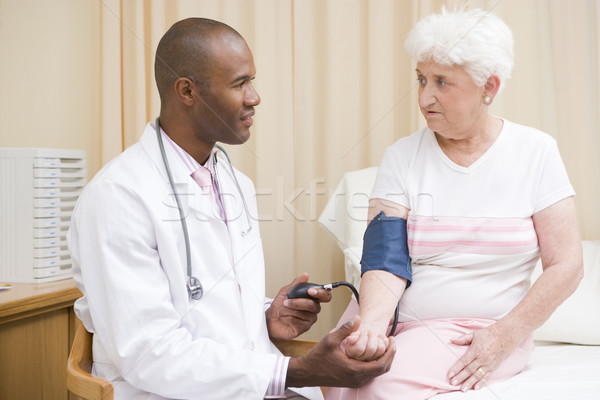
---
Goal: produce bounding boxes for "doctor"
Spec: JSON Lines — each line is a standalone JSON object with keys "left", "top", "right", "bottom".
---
{"left": 68, "top": 17, "right": 394, "bottom": 400}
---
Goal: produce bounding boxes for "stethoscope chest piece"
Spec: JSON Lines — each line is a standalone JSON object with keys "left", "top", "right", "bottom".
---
{"left": 187, "top": 276, "right": 203, "bottom": 300}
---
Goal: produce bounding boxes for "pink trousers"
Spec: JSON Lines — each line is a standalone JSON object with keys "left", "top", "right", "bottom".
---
{"left": 323, "top": 300, "right": 533, "bottom": 400}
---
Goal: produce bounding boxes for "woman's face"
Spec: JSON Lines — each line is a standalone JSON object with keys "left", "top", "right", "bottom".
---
{"left": 416, "top": 59, "right": 487, "bottom": 140}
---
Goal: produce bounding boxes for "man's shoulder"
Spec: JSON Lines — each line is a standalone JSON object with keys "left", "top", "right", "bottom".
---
{"left": 80, "top": 142, "right": 157, "bottom": 203}
{"left": 94, "top": 142, "right": 153, "bottom": 183}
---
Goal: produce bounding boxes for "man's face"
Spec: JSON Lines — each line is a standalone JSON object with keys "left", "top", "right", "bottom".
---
{"left": 192, "top": 34, "right": 261, "bottom": 146}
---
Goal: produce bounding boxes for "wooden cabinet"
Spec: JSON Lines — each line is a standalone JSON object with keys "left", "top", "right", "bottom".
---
{"left": 0, "top": 279, "right": 82, "bottom": 400}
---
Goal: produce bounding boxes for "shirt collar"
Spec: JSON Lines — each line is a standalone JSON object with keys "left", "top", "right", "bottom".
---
{"left": 159, "top": 127, "right": 215, "bottom": 175}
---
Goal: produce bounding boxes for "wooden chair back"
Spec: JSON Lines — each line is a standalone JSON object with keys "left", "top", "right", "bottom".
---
{"left": 66, "top": 324, "right": 114, "bottom": 400}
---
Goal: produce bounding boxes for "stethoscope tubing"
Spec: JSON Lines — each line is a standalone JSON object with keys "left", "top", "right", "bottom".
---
{"left": 154, "top": 117, "right": 252, "bottom": 301}
{"left": 214, "top": 144, "right": 252, "bottom": 237}
{"left": 155, "top": 118, "right": 193, "bottom": 282}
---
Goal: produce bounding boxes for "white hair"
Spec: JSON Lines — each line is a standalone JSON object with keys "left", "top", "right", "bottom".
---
{"left": 404, "top": 8, "right": 514, "bottom": 93}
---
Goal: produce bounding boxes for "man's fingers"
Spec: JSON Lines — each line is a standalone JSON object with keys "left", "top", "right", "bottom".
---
{"left": 283, "top": 298, "right": 322, "bottom": 315}
{"left": 307, "top": 287, "right": 332, "bottom": 302}
{"left": 332, "top": 315, "right": 361, "bottom": 343}
{"left": 289, "top": 272, "right": 309, "bottom": 287}
{"left": 377, "top": 335, "right": 396, "bottom": 367}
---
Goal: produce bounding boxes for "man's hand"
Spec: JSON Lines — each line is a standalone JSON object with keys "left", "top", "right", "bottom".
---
{"left": 286, "top": 315, "right": 396, "bottom": 388}
{"left": 266, "top": 273, "right": 332, "bottom": 340}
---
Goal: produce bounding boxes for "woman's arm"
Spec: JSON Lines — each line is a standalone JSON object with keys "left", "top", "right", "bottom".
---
{"left": 448, "top": 196, "right": 583, "bottom": 391}
{"left": 344, "top": 198, "right": 410, "bottom": 360}
{"left": 499, "top": 196, "right": 582, "bottom": 338}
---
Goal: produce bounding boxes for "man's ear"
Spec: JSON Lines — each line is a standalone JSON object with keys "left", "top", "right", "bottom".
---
{"left": 483, "top": 74, "right": 501, "bottom": 102}
{"left": 174, "top": 77, "right": 196, "bottom": 106}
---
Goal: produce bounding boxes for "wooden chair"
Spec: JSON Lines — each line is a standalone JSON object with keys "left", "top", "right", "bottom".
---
{"left": 66, "top": 324, "right": 317, "bottom": 399}
{"left": 66, "top": 324, "right": 114, "bottom": 400}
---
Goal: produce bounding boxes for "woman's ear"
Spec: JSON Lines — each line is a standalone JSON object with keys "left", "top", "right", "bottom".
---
{"left": 483, "top": 74, "right": 501, "bottom": 103}
{"left": 174, "top": 77, "right": 196, "bottom": 106}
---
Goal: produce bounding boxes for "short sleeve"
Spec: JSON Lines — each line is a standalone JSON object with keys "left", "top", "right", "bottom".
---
{"left": 370, "top": 146, "right": 410, "bottom": 209}
{"left": 534, "top": 140, "right": 575, "bottom": 213}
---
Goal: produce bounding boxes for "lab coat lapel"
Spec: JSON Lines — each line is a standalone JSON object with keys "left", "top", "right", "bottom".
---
{"left": 139, "top": 123, "right": 218, "bottom": 222}
{"left": 215, "top": 155, "right": 246, "bottom": 267}
{"left": 215, "top": 155, "right": 266, "bottom": 336}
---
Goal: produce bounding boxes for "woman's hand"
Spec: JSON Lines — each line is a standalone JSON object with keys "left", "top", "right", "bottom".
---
{"left": 447, "top": 323, "right": 518, "bottom": 392}
{"left": 344, "top": 323, "right": 389, "bottom": 361}
{"left": 286, "top": 316, "right": 396, "bottom": 388}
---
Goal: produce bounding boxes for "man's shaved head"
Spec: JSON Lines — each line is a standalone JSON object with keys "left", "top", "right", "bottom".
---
{"left": 155, "top": 18, "right": 244, "bottom": 101}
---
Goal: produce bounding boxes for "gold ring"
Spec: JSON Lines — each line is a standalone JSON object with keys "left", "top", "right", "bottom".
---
{"left": 477, "top": 367, "right": 486, "bottom": 376}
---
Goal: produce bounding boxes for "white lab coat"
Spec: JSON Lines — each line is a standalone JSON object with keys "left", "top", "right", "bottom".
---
{"left": 69, "top": 122, "right": 323, "bottom": 400}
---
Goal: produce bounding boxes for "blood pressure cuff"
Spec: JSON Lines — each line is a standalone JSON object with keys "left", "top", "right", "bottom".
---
{"left": 360, "top": 211, "right": 412, "bottom": 288}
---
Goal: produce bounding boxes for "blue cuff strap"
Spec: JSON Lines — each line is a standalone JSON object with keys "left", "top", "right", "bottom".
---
{"left": 360, "top": 211, "right": 412, "bottom": 288}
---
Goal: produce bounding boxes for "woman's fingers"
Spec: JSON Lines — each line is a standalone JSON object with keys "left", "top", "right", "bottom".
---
{"left": 345, "top": 330, "right": 389, "bottom": 361}
{"left": 448, "top": 327, "right": 508, "bottom": 391}
{"left": 455, "top": 362, "right": 489, "bottom": 392}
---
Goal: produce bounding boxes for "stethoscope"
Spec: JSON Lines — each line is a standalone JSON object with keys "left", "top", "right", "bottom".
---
{"left": 155, "top": 117, "right": 253, "bottom": 300}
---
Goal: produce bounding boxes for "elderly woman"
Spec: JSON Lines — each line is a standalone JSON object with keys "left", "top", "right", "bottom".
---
{"left": 324, "top": 8, "right": 582, "bottom": 400}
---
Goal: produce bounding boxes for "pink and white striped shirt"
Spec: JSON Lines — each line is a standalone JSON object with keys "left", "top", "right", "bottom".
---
{"left": 371, "top": 119, "right": 574, "bottom": 322}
